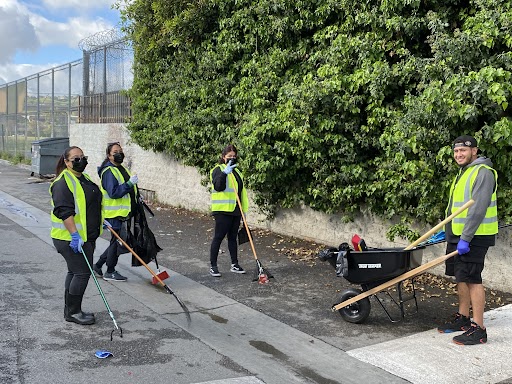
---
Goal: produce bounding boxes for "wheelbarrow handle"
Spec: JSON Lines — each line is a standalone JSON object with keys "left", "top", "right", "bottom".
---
{"left": 332, "top": 250, "right": 459, "bottom": 311}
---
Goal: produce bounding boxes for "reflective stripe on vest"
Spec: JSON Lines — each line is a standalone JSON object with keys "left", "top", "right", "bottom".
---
{"left": 50, "top": 170, "right": 89, "bottom": 241}
{"left": 447, "top": 164, "right": 498, "bottom": 236}
{"left": 210, "top": 164, "right": 249, "bottom": 213}
{"left": 100, "top": 165, "right": 136, "bottom": 219}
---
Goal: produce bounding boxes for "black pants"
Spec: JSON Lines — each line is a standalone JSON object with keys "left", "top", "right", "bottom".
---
{"left": 96, "top": 232, "right": 122, "bottom": 273}
{"left": 210, "top": 214, "right": 241, "bottom": 267}
{"left": 53, "top": 239, "right": 95, "bottom": 296}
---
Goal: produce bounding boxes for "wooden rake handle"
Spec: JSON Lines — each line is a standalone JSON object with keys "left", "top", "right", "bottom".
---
{"left": 105, "top": 222, "right": 167, "bottom": 287}
{"left": 227, "top": 172, "right": 260, "bottom": 261}
{"left": 404, "top": 199, "right": 474, "bottom": 250}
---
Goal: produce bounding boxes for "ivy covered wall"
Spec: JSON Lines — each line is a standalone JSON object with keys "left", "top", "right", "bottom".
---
{"left": 117, "top": 0, "right": 512, "bottom": 239}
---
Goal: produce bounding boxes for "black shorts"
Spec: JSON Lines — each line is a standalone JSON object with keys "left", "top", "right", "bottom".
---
{"left": 445, "top": 243, "right": 487, "bottom": 284}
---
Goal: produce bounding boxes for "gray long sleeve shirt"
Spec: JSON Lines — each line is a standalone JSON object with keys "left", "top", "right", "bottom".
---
{"left": 445, "top": 156, "right": 496, "bottom": 247}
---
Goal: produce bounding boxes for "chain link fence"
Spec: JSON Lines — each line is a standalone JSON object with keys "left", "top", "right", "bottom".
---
{"left": 80, "top": 32, "right": 133, "bottom": 123}
{"left": 0, "top": 30, "right": 133, "bottom": 159}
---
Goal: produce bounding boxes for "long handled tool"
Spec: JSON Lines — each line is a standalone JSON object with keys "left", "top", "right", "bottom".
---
{"left": 228, "top": 172, "right": 273, "bottom": 284}
{"left": 419, "top": 222, "right": 512, "bottom": 247}
{"left": 331, "top": 199, "right": 475, "bottom": 312}
{"left": 404, "top": 199, "right": 475, "bottom": 250}
{"left": 80, "top": 248, "right": 123, "bottom": 340}
{"left": 104, "top": 221, "right": 191, "bottom": 324}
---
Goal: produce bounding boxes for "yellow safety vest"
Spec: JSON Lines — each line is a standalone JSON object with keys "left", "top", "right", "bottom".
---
{"left": 210, "top": 164, "right": 248, "bottom": 213}
{"left": 100, "top": 165, "right": 137, "bottom": 219}
{"left": 50, "top": 170, "right": 93, "bottom": 241}
{"left": 447, "top": 164, "right": 498, "bottom": 236}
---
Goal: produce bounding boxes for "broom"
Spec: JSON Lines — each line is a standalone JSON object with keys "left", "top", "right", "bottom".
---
{"left": 228, "top": 172, "right": 273, "bottom": 284}
{"left": 104, "top": 220, "right": 191, "bottom": 324}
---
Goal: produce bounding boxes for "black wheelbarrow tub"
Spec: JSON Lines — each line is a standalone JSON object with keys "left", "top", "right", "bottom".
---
{"left": 344, "top": 247, "right": 423, "bottom": 284}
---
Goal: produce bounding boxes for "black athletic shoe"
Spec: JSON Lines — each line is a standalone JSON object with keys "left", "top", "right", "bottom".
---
{"left": 92, "top": 265, "right": 103, "bottom": 277}
{"left": 103, "top": 271, "right": 127, "bottom": 281}
{"left": 453, "top": 322, "right": 487, "bottom": 345}
{"left": 437, "top": 312, "right": 471, "bottom": 333}
{"left": 209, "top": 266, "right": 221, "bottom": 277}
{"left": 230, "top": 264, "right": 246, "bottom": 274}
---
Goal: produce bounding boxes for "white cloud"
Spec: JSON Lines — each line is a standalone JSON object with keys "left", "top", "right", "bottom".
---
{"left": 0, "top": 1, "right": 40, "bottom": 64}
{"left": 41, "top": 0, "right": 114, "bottom": 11}
{"left": 31, "top": 14, "right": 113, "bottom": 48}
{"left": 0, "top": 62, "right": 58, "bottom": 85}
{"left": 0, "top": 0, "right": 120, "bottom": 85}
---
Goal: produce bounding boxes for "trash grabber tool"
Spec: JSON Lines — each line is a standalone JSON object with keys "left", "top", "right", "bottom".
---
{"left": 404, "top": 199, "right": 475, "bottom": 250}
{"left": 104, "top": 220, "right": 191, "bottom": 324}
{"left": 227, "top": 172, "right": 273, "bottom": 284}
{"left": 139, "top": 196, "right": 155, "bottom": 217}
{"left": 80, "top": 248, "right": 123, "bottom": 340}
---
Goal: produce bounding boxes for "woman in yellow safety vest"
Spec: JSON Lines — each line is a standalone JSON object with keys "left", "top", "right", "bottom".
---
{"left": 93, "top": 142, "right": 138, "bottom": 282}
{"left": 209, "top": 144, "right": 249, "bottom": 277}
{"left": 50, "top": 146, "right": 102, "bottom": 325}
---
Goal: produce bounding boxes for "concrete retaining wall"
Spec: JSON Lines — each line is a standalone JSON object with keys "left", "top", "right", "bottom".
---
{"left": 70, "top": 123, "right": 512, "bottom": 292}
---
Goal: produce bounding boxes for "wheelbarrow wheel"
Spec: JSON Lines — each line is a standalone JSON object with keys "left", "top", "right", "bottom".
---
{"left": 336, "top": 288, "right": 371, "bottom": 324}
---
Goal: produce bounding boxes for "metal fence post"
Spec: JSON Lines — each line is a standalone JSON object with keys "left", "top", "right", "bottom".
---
{"left": 51, "top": 68, "right": 55, "bottom": 138}
{"left": 68, "top": 63, "right": 72, "bottom": 132}
{"left": 103, "top": 45, "right": 107, "bottom": 123}
{"left": 14, "top": 80, "right": 18, "bottom": 156}
{"left": 37, "top": 73, "right": 40, "bottom": 140}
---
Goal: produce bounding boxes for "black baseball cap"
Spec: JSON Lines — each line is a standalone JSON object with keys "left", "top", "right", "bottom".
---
{"left": 453, "top": 135, "right": 478, "bottom": 149}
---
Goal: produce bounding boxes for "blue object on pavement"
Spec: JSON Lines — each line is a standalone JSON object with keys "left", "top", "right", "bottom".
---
{"left": 95, "top": 350, "right": 113, "bottom": 359}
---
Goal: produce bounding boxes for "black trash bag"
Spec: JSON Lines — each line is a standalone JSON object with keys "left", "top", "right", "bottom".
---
{"left": 318, "top": 247, "right": 338, "bottom": 269}
{"left": 131, "top": 202, "right": 163, "bottom": 267}
{"left": 335, "top": 242, "right": 350, "bottom": 277}
{"left": 238, "top": 222, "right": 252, "bottom": 245}
{"left": 116, "top": 219, "right": 135, "bottom": 255}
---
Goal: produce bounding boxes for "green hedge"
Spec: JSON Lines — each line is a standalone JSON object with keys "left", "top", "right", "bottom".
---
{"left": 118, "top": 0, "right": 512, "bottom": 240}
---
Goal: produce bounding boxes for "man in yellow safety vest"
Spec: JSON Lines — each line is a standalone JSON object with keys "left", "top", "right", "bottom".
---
{"left": 437, "top": 135, "right": 498, "bottom": 345}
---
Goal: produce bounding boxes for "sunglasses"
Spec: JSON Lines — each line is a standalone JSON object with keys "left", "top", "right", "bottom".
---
{"left": 67, "top": 156, "right": 88, "bottom": 163}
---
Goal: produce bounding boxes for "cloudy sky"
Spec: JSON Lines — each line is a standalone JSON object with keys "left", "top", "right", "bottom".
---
{"left": 0, "top": 0, "right": 123, "bottom": 85}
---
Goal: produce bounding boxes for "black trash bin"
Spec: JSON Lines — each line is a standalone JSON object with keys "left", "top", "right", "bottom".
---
{"left": 31, "top": 137, "right": 69, "bottom": 177}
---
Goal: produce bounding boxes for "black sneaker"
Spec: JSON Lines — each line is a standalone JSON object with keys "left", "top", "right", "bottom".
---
{"left": 209, "top": 266, "right": 221, "bottom": 277}
{"left": 230, "top": 264, "right": 246, "bottom": 274}
{"left": 92, "top": 265, "right": 103, "bottom": 277}
{"left": 437, "top": 312, "right": 471, "bottom": 333}
{"left": 103, "top": 271, "right": 127, "bottom": 281}
{"left": 453, "top": 322, "right": 487, "bottom": 345}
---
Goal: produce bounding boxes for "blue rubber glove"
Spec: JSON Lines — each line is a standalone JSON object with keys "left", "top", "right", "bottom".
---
{"left": 457, "top": 239, "right": 470, "bottom": 255}
{"left": 222, "top": 160, "right": 237, "bottom": 175}
{"left": 69, "top": 232, "right": 84, "bottom": 253}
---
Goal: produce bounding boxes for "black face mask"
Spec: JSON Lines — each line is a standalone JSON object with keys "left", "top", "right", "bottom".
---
{"left": 72, "top": 158, "right": 88, "bottom": 173}
{"left": 113, "top": 153, "right": 125, "bottom": 164}
{"left": 225, "top": 157, "right": 237, "bottom": 165}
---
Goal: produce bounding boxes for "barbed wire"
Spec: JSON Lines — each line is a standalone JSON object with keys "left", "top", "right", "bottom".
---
{"left": 78, "top": 29, "right": 127, "bottom": 52}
